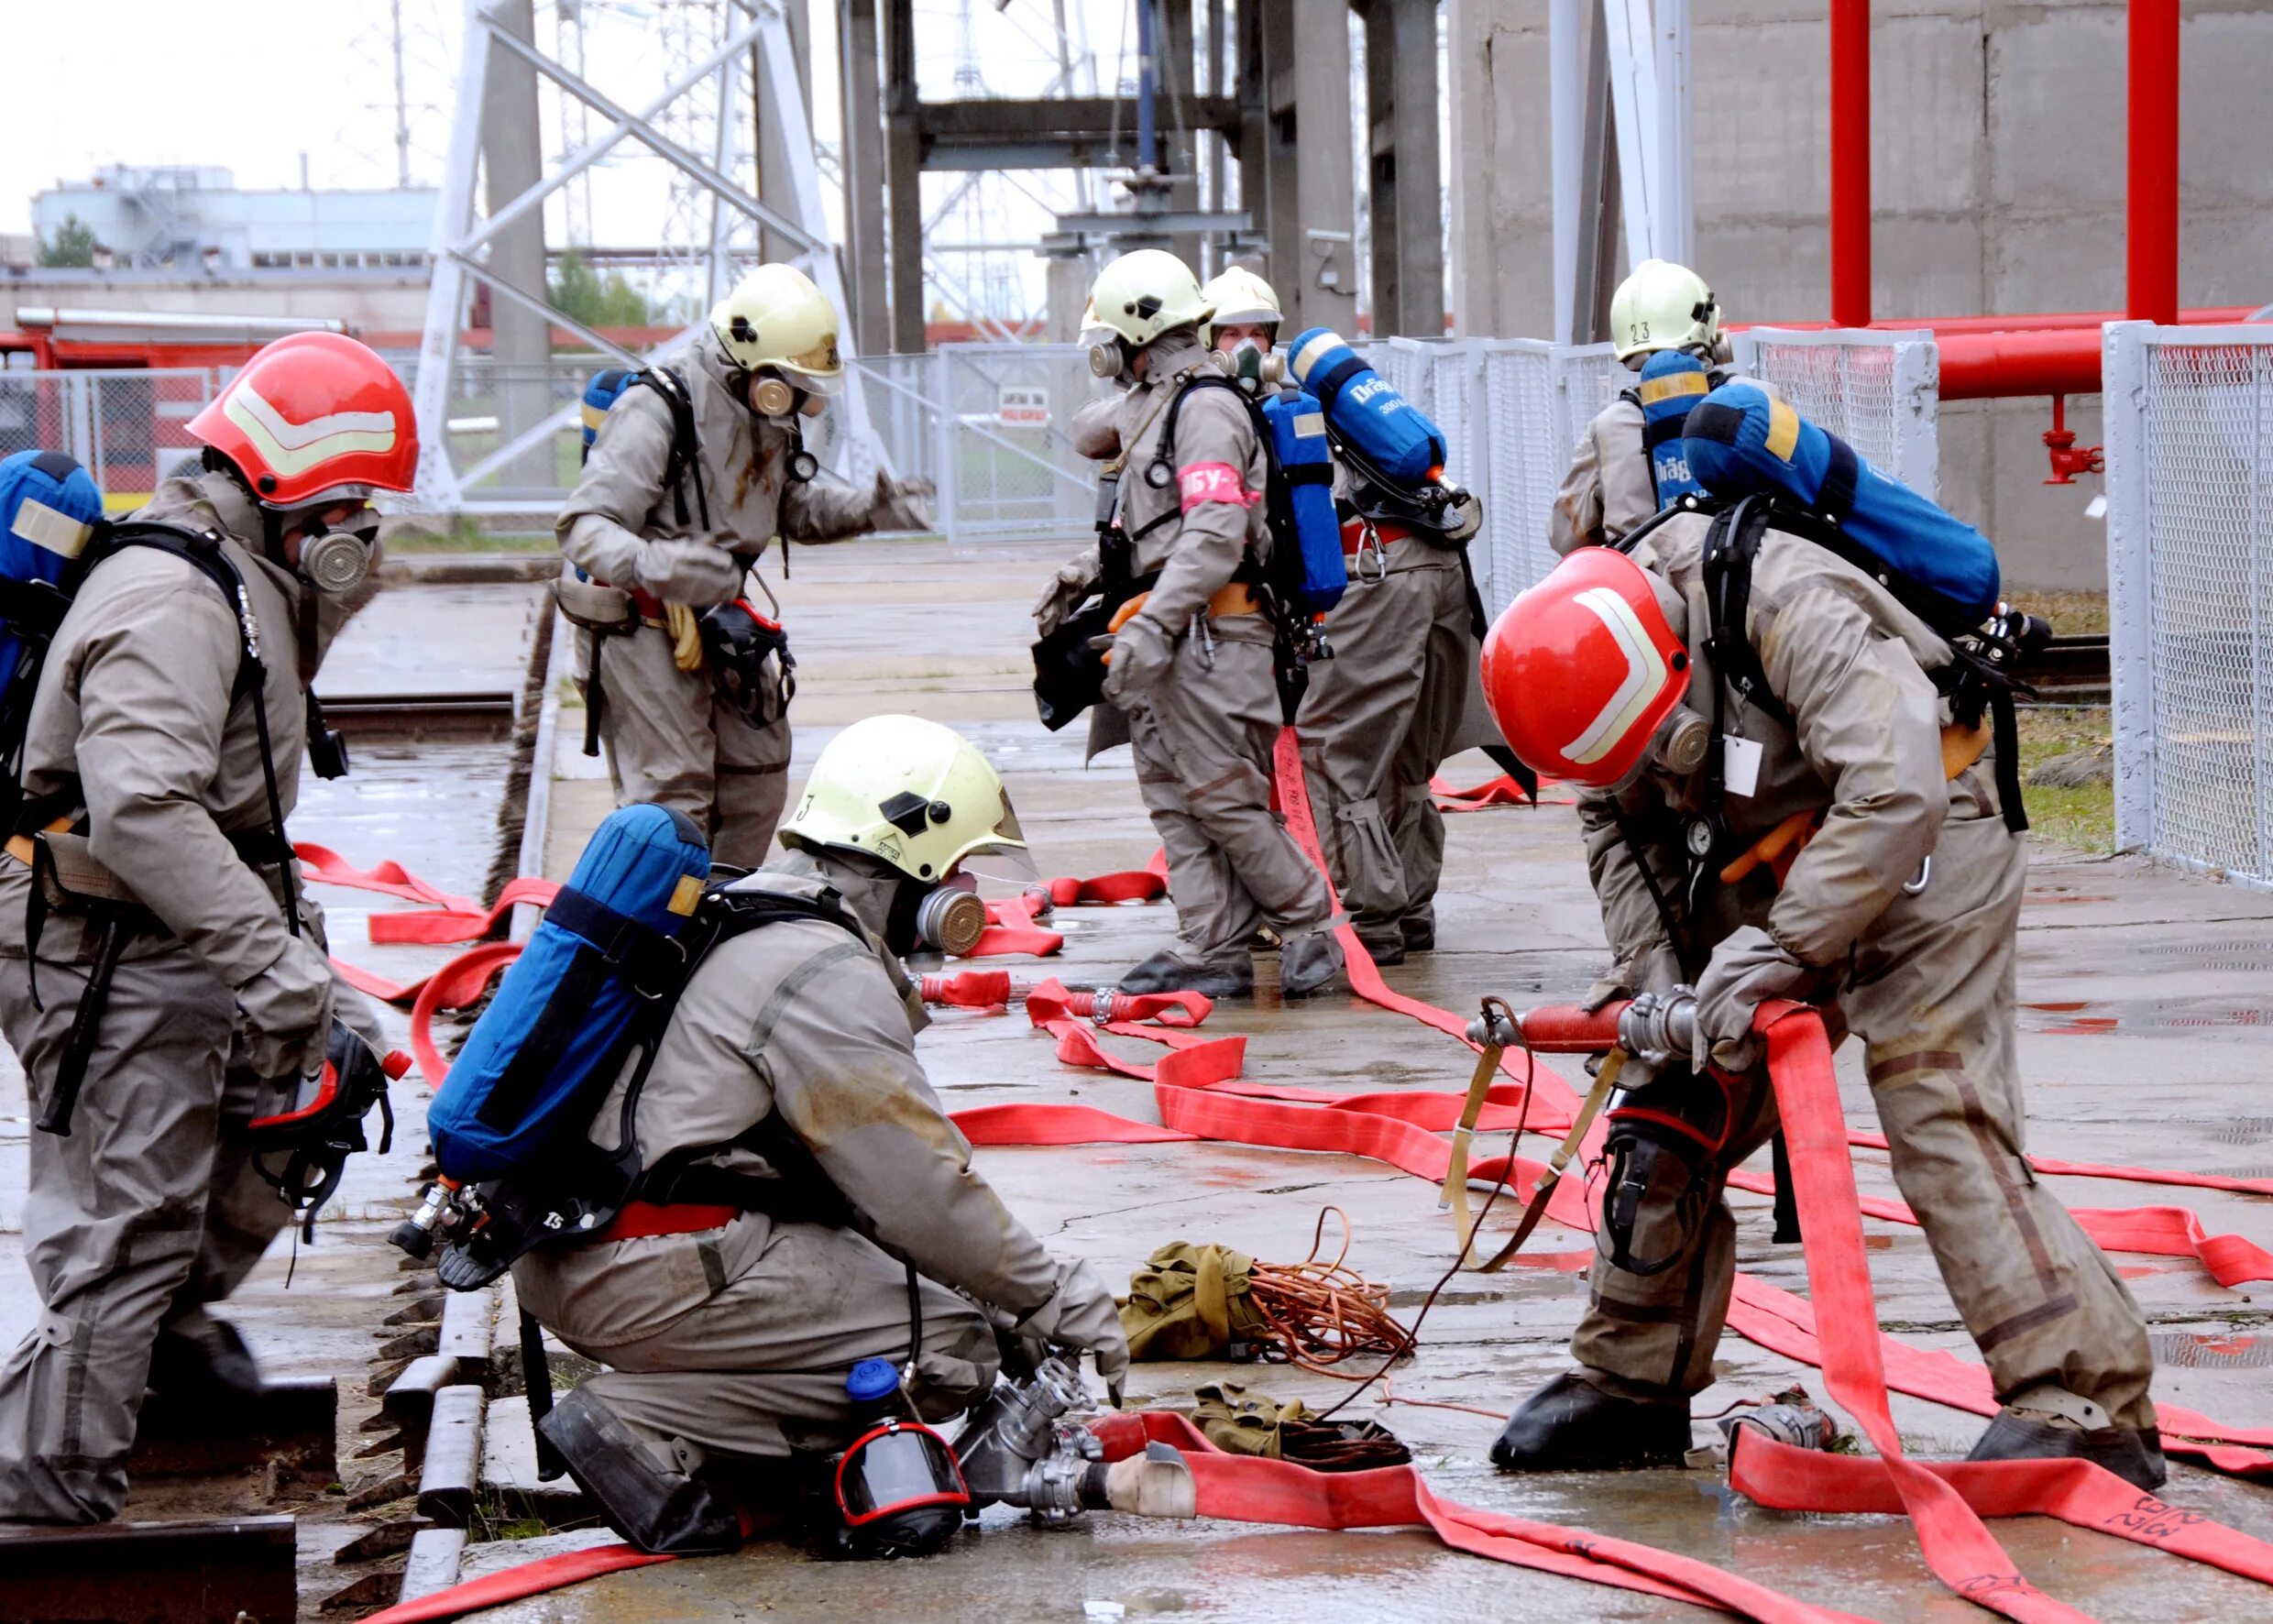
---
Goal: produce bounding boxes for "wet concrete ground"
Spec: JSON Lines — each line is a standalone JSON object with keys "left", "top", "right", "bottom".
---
{"left": 508, "top": 537, "right": 2273, "bottom": 1621}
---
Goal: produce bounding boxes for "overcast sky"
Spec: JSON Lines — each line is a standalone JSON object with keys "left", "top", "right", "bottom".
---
{"left": 0, "top": 0, "right": 1259, "bottom": 322}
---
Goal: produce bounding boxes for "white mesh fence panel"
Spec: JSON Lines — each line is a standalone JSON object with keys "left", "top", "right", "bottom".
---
{"left": 1733, "top": 328, "right": 1940, "bottom": 497}
{"left": 2104, "top": 323, "right": 2273, "bottom": 889}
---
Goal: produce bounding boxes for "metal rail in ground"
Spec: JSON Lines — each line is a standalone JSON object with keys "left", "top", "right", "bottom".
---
{"left": 0, "top": 1516, "right": 298, "bottom": 1624}
{"left": 318, "top": 690, "right": 519, "bottom": 742}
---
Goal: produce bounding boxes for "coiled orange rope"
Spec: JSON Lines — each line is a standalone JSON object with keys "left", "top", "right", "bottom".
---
{"left": 1244, "top": 1208, "right": 1417, "bottom": 1377}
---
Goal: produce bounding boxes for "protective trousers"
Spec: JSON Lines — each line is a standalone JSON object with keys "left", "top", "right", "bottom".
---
{"left": 1297, "top": 557, "right": 1472, "bottom": 952}
{"left": 1572, "top": 778, "right": 2157, "bottom": 1430}
{"left": 1126, "top": 623, "right": 1337, "bottom": 961}
{"left": 0, "top": 945, "right": 288, "bottom": 1522}
{"left": 521, "top": 1213, "right": 1000, "bottom": 1463}
{"left": 584, "top": 620, "right": 789, "bottom": 871}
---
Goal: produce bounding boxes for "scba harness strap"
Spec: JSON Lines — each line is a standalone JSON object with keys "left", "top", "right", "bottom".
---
{"left": 435, "top": 883, "right": 872, "bottom": 1289}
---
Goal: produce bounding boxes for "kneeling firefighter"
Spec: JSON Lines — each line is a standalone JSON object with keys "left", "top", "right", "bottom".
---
{"left": 1551, "top": 258, "right": 1734, "bottom": 555}
{"left": 0, "top": 335, "right": 411, "bottom": 1525}
{"left": 1480, "top": 384, "right": 2160, "bottom": 1488}
{"left": 410, "top": 717, "right": 1135, "bottom": 1555}
{"left": 1034, "top": 250, "right": 1345, "bottom": 999}
{"left": 557, "top": 263, "right": 934, "bottom": 869}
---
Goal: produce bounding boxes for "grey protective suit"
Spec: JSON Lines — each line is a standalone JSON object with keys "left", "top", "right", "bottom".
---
{"left": 1060, "top": 335, "right": 1341, "bottom": 971}
{"left": 1550, "top": 392, "right": 1657, "bottom": 557}
{"left": 514, "top": 850, "right": 1117, "bottom": 1483}
{"left": 0, "top": 474, "right": 376, "bottom": 1523}
{"left": 1565, "top": 510, "right": 2155, "bottom": 1431}
{"left": 558, "top": 337, "right": 917, "bottom": 868}
{"left": 1295, "top": 523, "right": 1475, "bottom": 957}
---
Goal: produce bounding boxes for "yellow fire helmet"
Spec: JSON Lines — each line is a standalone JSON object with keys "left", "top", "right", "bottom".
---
{"left": 1200, "top": 266, "right": 1282, "bottom": 347}
{"left": 709, "top": 262, "right": 845, "bottom": 396}
{"left": 1086, "top": 249, "right": 1211, "bottom": 350}
{"left": 1609, "top": 258, "right": 1721, "bottom": 364}
{"left": 778, "top": 715, "right": 1033, "bottom": 883}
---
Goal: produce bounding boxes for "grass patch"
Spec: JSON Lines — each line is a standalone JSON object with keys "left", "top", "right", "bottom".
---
{"left": 2007, "top": 589, "right": 2108, "bottom": 637}
{"left": 382, "top": 512, "right": 555, "bottom": 554}
{"left": 2016, "top": 705, "right": 2113, "bottom": 853}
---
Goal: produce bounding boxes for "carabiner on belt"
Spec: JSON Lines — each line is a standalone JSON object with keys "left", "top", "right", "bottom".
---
{"left": 1355, "top": 520, "right": 1389, "bottom": 585}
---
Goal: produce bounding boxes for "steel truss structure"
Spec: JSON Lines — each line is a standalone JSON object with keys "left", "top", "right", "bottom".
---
{"left": 412, "top": 0, "right": 882, "bottom": 513}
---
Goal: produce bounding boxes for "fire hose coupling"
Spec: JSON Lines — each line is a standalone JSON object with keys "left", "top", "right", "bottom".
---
{"left": 1464, "top": 994, "right": 1520, "bottom": 1050}
{"left": 1618, "top": 987, "right": 1699, "bottom": 1069}
{"left": 950, "top": 1355, "right": 1197, "bottom": 1524}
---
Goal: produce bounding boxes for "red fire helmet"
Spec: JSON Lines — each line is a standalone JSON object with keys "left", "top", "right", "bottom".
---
{"left": 1480, "top": 546, "right": 1691, "bottom": 788}
{"left": 190, "top": 331, "right": 418, "bottom": 509}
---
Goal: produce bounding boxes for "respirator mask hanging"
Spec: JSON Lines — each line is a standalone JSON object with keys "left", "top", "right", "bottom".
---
{"left": 745, "top": 371, "right": 824, "bottom": 482}
{"left": 831, "top": 1417, "right": 972, "bottom": 1558}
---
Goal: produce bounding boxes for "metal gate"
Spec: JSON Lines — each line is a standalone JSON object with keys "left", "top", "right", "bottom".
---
{"left": 849, "top": 344, "right": 1100, "bottom": 545}
{"left": 2104, "top": 321, "right": 2273, "bottom": 889}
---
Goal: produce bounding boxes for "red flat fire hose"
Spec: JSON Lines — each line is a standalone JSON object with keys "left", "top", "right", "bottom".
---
{"left": 356, "top": 1543, "right": 675, "bottom": 1624}
{"left": 317, "top": 747, "right": 2273, "bottom": 1619}
{"left": 1087, "top": 1410, "right": 1872, "bottom": 1622}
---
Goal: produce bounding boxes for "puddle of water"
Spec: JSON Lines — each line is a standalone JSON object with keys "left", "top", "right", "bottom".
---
{"left": 2018, "top": 998, "right": 2273, "bottom": 1037}
{"left": 2151, "top": 1332, "right": 2273, "bottom": 1368}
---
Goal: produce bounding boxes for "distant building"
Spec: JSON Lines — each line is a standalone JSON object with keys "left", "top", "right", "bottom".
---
{"left": 31, "top": 165, "right": 437, "bottom": 272}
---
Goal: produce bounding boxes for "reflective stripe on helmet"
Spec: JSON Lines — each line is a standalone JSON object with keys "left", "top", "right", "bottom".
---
{"left": 1563, "top": 586, "right": 1671, "bottom": 767}
{"left": 222, "top": 385, "right": 399, "bottom": 478}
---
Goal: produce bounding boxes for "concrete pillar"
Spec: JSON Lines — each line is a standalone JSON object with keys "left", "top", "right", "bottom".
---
{"left": 884, "top": 0, "right": 926, "bottom": 352}
{"left": 1238, "top": 0, "right": 1276, "bottom": 289}
{"left": 1258, "top": 0, "right": 1301, "bottom": 309}
{"left": 756, "top": 0, "right": 814, "bottom": 265}
{"left": 1290, "top": 0, "right": 1358, "bottom": 335}
{"left": 1043, "top": 247, "right": 1093, "bottom": 343}
{"left": 839, "top": 0, "right": 890, "bottom": 352}
{"left": 479, "top": 0, "right": 551, "bottom": 491}
{"left": 1366, "top": 0, "right": 1441, "bottom": 337}
{"left": 1159, "top": 0, "right": 1202, "bottom": 270}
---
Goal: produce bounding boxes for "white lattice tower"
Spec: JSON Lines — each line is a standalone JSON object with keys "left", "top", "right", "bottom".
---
{"left": 412, "top": 0, "right": 885, "bottom": 513}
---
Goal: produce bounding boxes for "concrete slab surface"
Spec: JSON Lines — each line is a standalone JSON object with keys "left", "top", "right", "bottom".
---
{"left": 497, "top": 536, "right": 2273, "bottom": 1621}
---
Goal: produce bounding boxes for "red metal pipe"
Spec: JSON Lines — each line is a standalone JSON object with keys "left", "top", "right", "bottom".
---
{"left": 1828, "top": 0, "right": 1872, "bottom": 326}
{"left": 2128, "top": 0, "right": 2180, "bottom": 323}
{"left": 1937, "top": 329, "right": 2107, "bottom": 401}
{"left": 1730, "top": 306, "right": 2255, "bottom": 339}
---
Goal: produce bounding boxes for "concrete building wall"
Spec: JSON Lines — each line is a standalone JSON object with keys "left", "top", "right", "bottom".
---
{"left": 1447, "top": 0, "right": 2273, "bottom": 589}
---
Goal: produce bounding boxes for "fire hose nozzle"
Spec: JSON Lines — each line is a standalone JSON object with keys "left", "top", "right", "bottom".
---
{"left": 1618, "top": 988, "right": 1698, "bottom": 1069}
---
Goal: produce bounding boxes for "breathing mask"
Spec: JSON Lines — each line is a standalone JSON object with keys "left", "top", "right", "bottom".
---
{"left": 891, "top": 872, "right": 988, "bottom": 957}
{"left": 830, "top": 1357, "right": 972, "bottom": 1559}
{"left": 1087, "top": 336, "right": 1132, "bottom": 381}
{"left": 297, "top": 509, "right": 380, "bottom": 595}
{"left": 1224, "top": 339, "right": 1284, "bottom": 396}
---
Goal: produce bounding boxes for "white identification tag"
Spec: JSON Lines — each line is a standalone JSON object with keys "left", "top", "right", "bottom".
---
{"left": 1723, "top": 735, "right": 1763, "bottom": 798}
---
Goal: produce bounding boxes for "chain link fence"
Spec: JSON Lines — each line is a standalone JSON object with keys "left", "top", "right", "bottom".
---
{"left": 1733, "top": 328, "right": 1941, "bottom": 497}
{"left": 2104, "top": 322, "right": 2273, "bottom": 890}
{"left": 0, "top": 368, "right": 225, "bottom": 510}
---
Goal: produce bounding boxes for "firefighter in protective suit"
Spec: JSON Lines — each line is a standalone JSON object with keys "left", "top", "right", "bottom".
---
{"left": 0, "top": 334, "right": 409, "bottom": 1523}
{"left": 1038, "top": 251, "right": 1344, "bottom": 999}
{"left": 1478, "top": 534, "right": 2163, "bottom": 1489}
{"left": 1194, "top": 268, "right": 1475, "bottom": 963}
{"left": 1551, "top": 258, "right": 1729, "bottom": 556}
{"left": 558, "top": 264, "right": 933, "bottom": 869}
{"left": 522, "top": 716, "right": 1129, "bottom": 1554}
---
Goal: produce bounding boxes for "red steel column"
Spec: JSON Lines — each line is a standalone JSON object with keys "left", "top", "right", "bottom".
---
{"left": 1828, "top": 0, "right": 1871, "bottom": 326}
{"left": 2127, "top": 0, "right": 2180, "bottom": 323}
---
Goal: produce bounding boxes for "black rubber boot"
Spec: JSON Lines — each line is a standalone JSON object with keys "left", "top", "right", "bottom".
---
{"left": 1966, "top": 1410, "right": 2167, "bottom": 1491}
{"left": 1356, "top": 930, "right": 1406, "bottom": 967}
{"left": 148, "top": 1317, "right": 265, "bottom": 1405}
{"left": 1489, "top": 1372, "right": 1692, "bottom": 1472}
{"left": 540, "top": 1388, "right": 750, "bottom": 1554}
{"left": 1279, "top": 931, "right": 1345, "bottom": 998}
{"left": 1400, "top": 916, "right": 1435, "bottom": 954}
{"left": 1116, "top": 949, "right": 1255, "bottom": 998}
